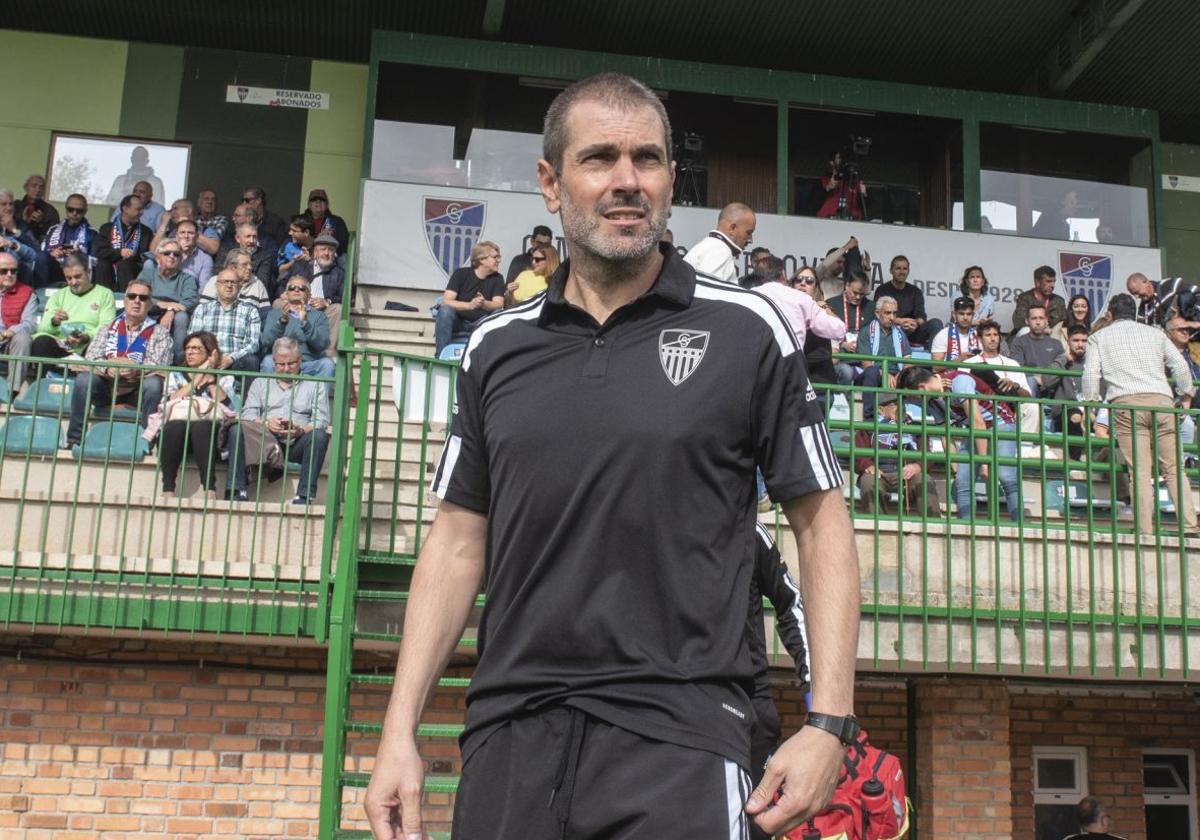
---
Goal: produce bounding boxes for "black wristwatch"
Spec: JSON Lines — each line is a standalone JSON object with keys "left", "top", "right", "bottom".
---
{"left": 805, "top": 712, "right": 860, "bottom": 746}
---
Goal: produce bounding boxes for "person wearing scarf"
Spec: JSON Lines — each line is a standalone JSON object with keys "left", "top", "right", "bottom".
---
{"left": 93, "top": 195, "right": 153, "bottom": 292}
{"left": 0, "top": 251, "right": 36, "bottom": 389}
{"left": 930, "top": 297, "right": 981, "bottom": 362}
{"left": 858, "top": 295, "right": 911, "bottom": 420}
{"left": 65, "top": 279, "right": 171, "bottom": 447}
{"left": 300, "top": 189, "right": 349, "bottom": 255}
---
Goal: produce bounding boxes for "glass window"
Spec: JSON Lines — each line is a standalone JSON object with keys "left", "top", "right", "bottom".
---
{"left": 1032, "top": 746, "right": 1087, "bottom": 801}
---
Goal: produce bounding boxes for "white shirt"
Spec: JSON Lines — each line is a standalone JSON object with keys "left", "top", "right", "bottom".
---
{"left": 754, "top": 282, "right": 846, "bottom": 345}
{"left": 961, "top": 353, "right": 1032, "bottom": 394}
{"left": 682, "top": 231, "right": 740, "bottom": 284}
{"left": 930, "top": 324, "right": 979, "bottom": 360}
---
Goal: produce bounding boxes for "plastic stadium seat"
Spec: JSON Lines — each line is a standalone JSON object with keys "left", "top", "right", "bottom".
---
{"left": 13, "top": 375, "right": 73, "bottom": 416}
{"left": 0, "top": 415, "right": 65, "bottom": 456}
{"left": 71, "top": 421, "right": 149, "bottom": 462}
{"left": 91, "top": 404, "right": 140, "bottom": 422}
{"left": 0, "top": 377, "right": 10, "bottom": 404}
{"left": 438, "top": 342, "right": 467, "bottom": 361}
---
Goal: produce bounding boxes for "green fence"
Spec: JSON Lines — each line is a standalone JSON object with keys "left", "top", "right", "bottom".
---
{"left": 0, "top": 353, "right": 338, "bottom": 638}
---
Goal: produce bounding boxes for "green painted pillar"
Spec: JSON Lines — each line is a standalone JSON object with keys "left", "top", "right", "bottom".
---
{"left": 777, "top": 100, "right": 789, "bottom": 215}
{"left": 1149, "top": 128, "right": 1167, "bottom": 270}
{"left": 962, "top": 116, "right": 981, "bottom": 231}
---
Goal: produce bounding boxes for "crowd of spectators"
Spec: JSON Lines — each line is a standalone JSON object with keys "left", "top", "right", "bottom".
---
{"left": 0, "top": 174, "right": 344, "bottom": 505}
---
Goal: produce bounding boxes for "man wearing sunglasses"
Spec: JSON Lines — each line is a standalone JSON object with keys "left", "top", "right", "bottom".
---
{"left": 66, "top": 280, "right": 171, "bottom": 448}
{"left": 0, "top": 251, "right": 36, "bottom": 390}
{"left": 41, "top": 194, "right": 96, "bottom": 270}
{"left": 258, "top": 276, "right": 334, "bottom": 378}
{"left": 138, "top": 239, "right": 200, "bottom": 364}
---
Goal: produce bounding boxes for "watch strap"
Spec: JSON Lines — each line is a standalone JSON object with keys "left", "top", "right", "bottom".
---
{"left": 805, "top": 712, "right": 860, "bottom": 746}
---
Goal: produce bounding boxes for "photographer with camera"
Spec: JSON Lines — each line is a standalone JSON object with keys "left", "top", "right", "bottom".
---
{"left": 818, "top": 150, "right": 868, "bottom": 220}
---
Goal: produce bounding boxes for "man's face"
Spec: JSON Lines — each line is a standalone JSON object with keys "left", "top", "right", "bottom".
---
{"left": 530, "top": 232, "right": 553, "bottom": 251}
{"left": 0, "top": 193, "right": 14, "bottom": 218}
{"left": 171, "top": 201, "right": 194, "bottom": 222}
{"left": 156, "top": 243, "right": 182, "bottom": 275}
{"left": 1035, "top": 273, "right": 1056, "bottom": 297}
{"left": 314, "top": 244, "right": 336, "bottom": 267}
{"left": 890, "top": 260, "right": 910, "bottom": 285}
{"left": 1068, "top": 332, "right": 1088, "bottom": 358}
{"left": 197, "top": 190, "right": 216, "bottom": 215}
{"left": 232, "top": 256, "right": 252, "bottom": 283}
{"left": 24, "top": 176, "right": 45, "bottom": 200}
{"left": 1062, "top": 191, "right": 1079, "bottom": 214}
{"left": 308, "top": 196, "right": 327, "bottom": 215}
{"left": 124, "top": 284, "right": 151, "bottom": 319}
{"left": 236, "top": 227, "right": 258, "bottom": 251}
{"left": 876, "top": 305, "right": 897, "bottom": 330}
{"left": 731, "top": 213, "right": 756, "bottom": 249}
{"left": 478, "top": 248, "right": 501, "bottom": 273}
{"left": 0, "top": 255, "right": 17, "bottom": 291}
{"left": 980, "top": 328, "right": 1001, "bottom": 354}
{"left": 285, "top": 279, "right": 310, "bottom": 306}
{"left": 537, "top": 100, "right": 672, "bottom": 267}
{"left": 1027, "top": 309, "right": 1048, "bottom": 335}
{"left": 273, "top": 350, "right": 301, "bottom": 373}
{"left": 232, "top": 204, "right": 255, "bottom": 227}
{"left": 878, "top": 401, "right": 898, "bottom": 422}
{"left": 175, "top": 225, "right": 196, "bottom": 251}
{"left": 64, "top": 264, "right": 88, "bottom": 293}
{"left": 133, "top": 182, "right": 152, "bottom": 204}
{"left": 121, "top": 198, "right": 144, "bottom": 226}
{"left": 242, "top": 190, "right": 263, "bottom": 211}
{"left": 1126, "top": 275, "right": 1152, "bottom": 300}
{"left": 954, "top": 306, "right": 975, "bottom": 329}
{"left": 215, "top": 273, "right": 239, "bottom": 304}
{"left": 64, "top": 197, "right": 87, "bottom": 223}
{"left": 843, "top": 281, "right": 866, "bottom": 303}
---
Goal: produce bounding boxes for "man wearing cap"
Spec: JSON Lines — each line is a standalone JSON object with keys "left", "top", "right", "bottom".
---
{"left": 301, "top": 189, "right": 349, "bottom": 256}
{"left": 281, "top": 233, "right": 345, "bottom": 355}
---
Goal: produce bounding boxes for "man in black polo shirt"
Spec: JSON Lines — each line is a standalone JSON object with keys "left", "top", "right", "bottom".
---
{"left": 366, "top": 72, "right": 860, "bottom": 840}
{"left": 873, "top": 254, "right": 941, "bottom": 348}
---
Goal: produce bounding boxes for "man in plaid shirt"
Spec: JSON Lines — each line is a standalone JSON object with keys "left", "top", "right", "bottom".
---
{"left": 190, "top": 268, "right": 262, "bottom": 373}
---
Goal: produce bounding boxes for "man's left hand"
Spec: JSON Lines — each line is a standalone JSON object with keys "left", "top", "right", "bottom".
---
{"left": 744, "top": 726, "right": 845, "bottom": 835}
{"left": 310, "top": 298, "right": 327, "bottom": 310}
{"left": 901, "top": 463, "right": 921, "bottom": 481}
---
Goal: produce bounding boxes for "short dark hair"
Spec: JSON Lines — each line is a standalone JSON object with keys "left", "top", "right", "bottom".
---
{"left": 953, "top": 296, "right": 976, "bottom": 312}
{"left": 1026, "top": 303, "right": 1047, "bottom": 317}
{"left": 1076, "top": 796, "right": 1104, "bottom": 829}
{"left": 66, "top": 193, "right": 87, "bottom": 207}
{"left": 174, "top": 218, "right": 197, "bottom": 233}
{"left": 847, "top": 269, "right": 869, "bottom": 286}
{"left": 976, "top": 319, "right": 1002, "bottom": 337}
{"left": 1034, "top": 265, "right": 1057, "bottom": 282}
{"left": 748, "top": 256, "right": 786, "bottom": 288}
{"left": 542, "top": 73, "right": 672, "bottom": 172}
{"left": 290, "top": 215, "right": 314, "bottom": 234}
{"left": 896, "top": 366, "right": 935, "bottom": 391}
{"left": 750, "top": 246, "right": 771, "bottom": 259}
{"left": 890, "top": 255, "right": 909, "bottom": 269}
{"left": 1067, "top": 324, "right": 1090, "bottom": 338}
{"left": 119, "top": 194, "right": 139, "bottom": 211}
{"left": 1107, "top": 293, "right": 1137, "bottom": 321}
{"left": 532, "top": 225, "right": 553, "bottom": 238}
{"left": 245, "top": 186, "right": 266, "bottom": 204}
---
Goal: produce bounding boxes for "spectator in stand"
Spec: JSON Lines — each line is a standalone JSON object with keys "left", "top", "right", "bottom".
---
{"left": 138, "top": 238, "right": 199, "bottom": 363}
{"left": 300, "top": 189, "right": 350, "bottom": 255}
{"left": 276, "top": 215, "right": 315, "bottom": 277}
{"left": 434, "top": 240, "right": 505, "bottom": 355}
{"left": 1127, "top": 272, "right": 1200, "bottom": 328}
{"left": 682, "top": 202, "right": 755, "bottom": 284}
{"left": 17, "top": 174, "right": 58, "bottom": 240}
{"left": 853, "top": 295, "right": 911, "bottom": 420}
{"left": 259, "top": 275, "right": 334, "bottom": 377}
{"left": 280, "top": 234, "right": 345, "bottom": 355}
{"left": 173, "top": 219, "right": 212, "bottom": 288}
{"left": 190, "top": 269, "right": 262, "bottom": 373}
{"left": 960, "top": 318, "right": 1041, "bottom": 447}
{"left": 227, "top": 336, "right": 330, "bottom": 505}
{"left": 241, "top": 186, "right": 287, "bottom": 247}
{"left": 959, "top": 265, "right": 996, "bottom": 325}
{"left": 930, "top": 296, "right": 981, "bottom": 362}
{"left": 0, "top": 189, "right": 40, "bottom": 285}
{"left": 40, "top": 194, "right": 95, "bottom": 287}
{"left": 93, "top": 195, "right": 153, "bottom": 291}
{"left": 1166, "top": 316, "right": 1200, "bottom": 461}
{"left": 874, "top": 255, "right": 941, "bottom": 348}
{"left": 30, "top": 254, "right": 116, "bottom": 372}
{"left": 816, "top": 236, "right": 870, "bottom": 300}
{"left": 194, "top": 187, "right": 227, "bottom": 256}
{"left": 65, "top": 279, "right": 171, "bottom": 447}
{"left": 1011, "top": 265, "right": 1067, "bottom": 336}
{"left": 791, "top": 266, "right": 839, "bottom": 406}
{"left": 737, "top": 246, "right": 772, "bottom": 288}
{"left": 853, "top": 392, "right": 942, "bottom": 517}
{"left": 1008, "top": 303, "right": 1062, "bottom": 393}
{"left": 505, "top": 225, "right": 555, "bottom": 282}
{"left": 148, "top": 199, "right": 195, "bottom": 252}
{"left": 507, "top": 243, "right": 560, "bottom": 305}
{"left": 149, "top": 330, "right": 235, "bottom": 501}
{"left": 1041, "top": 324, "right": 1089, "bottom": 458}
{"left": 952, "top": 320, "right": 1029, "bottom": 521}
{"left": 827, "top": 269, "right": 875, "bottom": 355}
{"left": 1063, "top": 796, "right": 1124, "bottom": 840}
{"left": 1050, "top": 294, "right": 1093, "bottom": 350}
{"left": 201, "top": 248, "right": 271, "bottom": 312}
{"left": 1082, "top": 293, "right": 1196, "bottom": 534}
{"left": 749, "top": 256, "right": 846, "bottom": 345}
{"left": 111, "top": 180, "right": 165, "bottom": 233}
{"left": 219, "top": 202, "right": 280, "bottom": 258}
{"left": 218, "top": 222, "right": 276, "bottom": 298}
{"left": 817, "top": 151, "right": 868, "bottom": 220}
{"left": 0, "top": 251, "right": 35, "bottom": 389}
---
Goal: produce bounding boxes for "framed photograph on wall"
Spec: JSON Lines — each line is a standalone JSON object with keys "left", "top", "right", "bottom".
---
{"left": 46, "top": 134, "right": 191, "bottom": 208}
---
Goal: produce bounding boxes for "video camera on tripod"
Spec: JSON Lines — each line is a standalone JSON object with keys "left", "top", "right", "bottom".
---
{"left": 830, "top": 135, "right": 872, "bottom": 220}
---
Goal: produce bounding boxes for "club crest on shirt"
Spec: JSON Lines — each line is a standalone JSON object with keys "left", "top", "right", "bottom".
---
{"left": 659, "top": 329, "right": 710, "bottom": 386}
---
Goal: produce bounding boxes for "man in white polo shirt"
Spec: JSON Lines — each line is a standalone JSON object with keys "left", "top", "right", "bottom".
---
{"left": 683, "top": 201, "right": 756, "bottom": 284}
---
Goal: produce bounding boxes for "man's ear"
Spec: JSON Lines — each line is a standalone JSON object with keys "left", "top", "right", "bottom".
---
{"left": 536, "top": 159, "right": 561, "bottom": 214}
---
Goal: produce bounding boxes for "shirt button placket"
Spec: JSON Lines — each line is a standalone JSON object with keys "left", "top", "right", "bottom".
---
{"left": 582, "top": 332, "right": 611, "bottom": 379}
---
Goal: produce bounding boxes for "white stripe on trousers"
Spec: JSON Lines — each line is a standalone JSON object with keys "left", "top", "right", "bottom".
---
{"left": 725, "top": 759, "right": 751, "bottom": 840}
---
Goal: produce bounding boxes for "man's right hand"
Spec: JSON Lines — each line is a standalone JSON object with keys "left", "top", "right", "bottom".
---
{"left": 120, "top": 248, "right": 134, "bottom": 259}
{"left": 364, "top": 735, "right": 428, "bottom": 840}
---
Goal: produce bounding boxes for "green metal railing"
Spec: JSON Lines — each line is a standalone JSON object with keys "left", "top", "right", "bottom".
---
{"left": 0, "top": 353, "right": 336, "bottom": 638}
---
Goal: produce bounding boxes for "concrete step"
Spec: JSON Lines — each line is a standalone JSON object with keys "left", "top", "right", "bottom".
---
{"left": 350, "top": 311, "right": 433, "bottom": 337}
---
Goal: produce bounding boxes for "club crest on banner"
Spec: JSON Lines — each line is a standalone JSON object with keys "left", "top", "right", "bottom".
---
{"left": 236, "top": 86, "right": 249, "bottom": 102}
{"left": 659, "top": 329, "right": 710, "bottom": 386}
{"left": 1058, "top": 251, "right": 1113, "bottom": 315}
{"left": 424, "top": 198, "right": 487, "bottom": 277}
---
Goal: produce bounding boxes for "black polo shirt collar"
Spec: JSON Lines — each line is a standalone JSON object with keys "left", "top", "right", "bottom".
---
{"left": 539, "top": 242, "right": 694, "bottom": 327}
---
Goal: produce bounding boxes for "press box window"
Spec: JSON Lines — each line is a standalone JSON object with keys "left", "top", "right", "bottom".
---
{"left": 1033, "top": 746, "right": 1087, "bottom": 840}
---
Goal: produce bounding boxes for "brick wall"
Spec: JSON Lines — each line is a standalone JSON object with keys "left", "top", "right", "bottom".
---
{"left": 1010, "top": 687, "right": 1200, "bottom": 840}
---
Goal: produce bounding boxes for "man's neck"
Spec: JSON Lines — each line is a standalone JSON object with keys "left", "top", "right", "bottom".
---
{"left": 1029, "top": 331, "right": 1046, "bottom": 340}
{"left": 890, "top": 279, "right": 906, "bottom": 289}
{"left": 218, "top": 297, "right": 237, "bottom": 309}
{"left": 124, "top": 315, "right": 146, "bottom": 331}
{"left": 565, "top": 249, "right": 663, "bottom": 326}
{"left": 981, "top": 349, "right": 1000, "bottom": 360}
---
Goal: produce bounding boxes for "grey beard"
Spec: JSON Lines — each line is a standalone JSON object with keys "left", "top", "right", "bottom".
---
{"left": 558, "top": 192, "right": 667, "bottom": 271}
